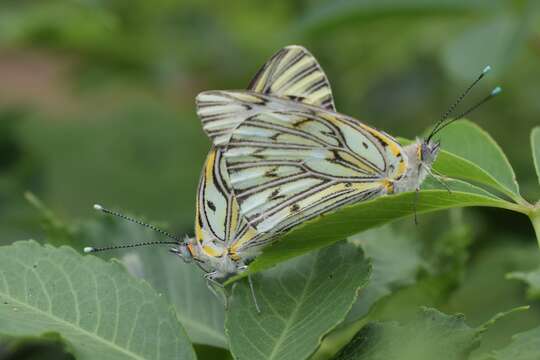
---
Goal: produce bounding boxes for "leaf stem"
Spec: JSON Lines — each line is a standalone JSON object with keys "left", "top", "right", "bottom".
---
{"left": 531, "top": 208, "right": 540, "bottom": 248}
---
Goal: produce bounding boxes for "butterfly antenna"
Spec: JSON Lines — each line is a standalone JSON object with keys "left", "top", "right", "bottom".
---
{"left": 427, "top": 65, "right": 492, "bottom": 142}
{"left": 452, "top": 86, "right": 502, "bottom": 123}
{"left": 84, "top": 204, "right": 183, "bottom": 254}
{"left": 84, "top": 240, "right": 180, "bottom": 254}
{"left": 430, "top": 86, "right": 502, "bottom": 137}
{"left": 93, "top": 204, "right": 180, "bottom": 241}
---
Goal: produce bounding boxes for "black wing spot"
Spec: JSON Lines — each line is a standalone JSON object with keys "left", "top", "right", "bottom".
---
{"left": 286, "top": 95, "right": 306, "bottom": 102}
{"left": 362, "top": 142, "right": 369, "bottom": 149}
{"left": 345, "top": 182, "right": 352, "bottom": 188}
{"left": 291, "top": 204, "right": 300, "bottom": 212}
{"left": 207, "top": 200, "right": 216, "bottom": 212}
{"left": 269, "top": 189, "right": 286, "bottom": 201}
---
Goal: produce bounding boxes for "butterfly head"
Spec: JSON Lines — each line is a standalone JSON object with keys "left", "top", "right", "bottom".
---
{"left": 169, "top": 239, "right": 194, "bottom": 263}
{"left": 419, "top": 139, "right": 440, "bottom": 167}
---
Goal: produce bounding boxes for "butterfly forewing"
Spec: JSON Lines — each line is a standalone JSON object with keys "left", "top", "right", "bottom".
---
{"left": 223, "top": 103, "right": 407, "bottom": 234}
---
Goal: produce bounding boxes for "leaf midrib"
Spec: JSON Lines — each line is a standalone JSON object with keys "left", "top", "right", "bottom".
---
{"left": 267, "top": 262, "right": 317, "bottom": 360}
{"left": 0, "top": 290, "right": 147, "bottom": 360}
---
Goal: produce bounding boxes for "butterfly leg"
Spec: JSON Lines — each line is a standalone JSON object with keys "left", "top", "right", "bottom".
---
{"left": 237, "top": 264, "right": 261, "bottom": 314}
{"left": 204, "top": 272, "right": 229, "bottom": 309}
{"left": 414, "top": 188, "right": 420, "bottom": 225}
{"left": 248, "top": 274, "right": 261, "bottom": 314}
{"left": 427, "top": 168, "right": 452, "bottom": 194}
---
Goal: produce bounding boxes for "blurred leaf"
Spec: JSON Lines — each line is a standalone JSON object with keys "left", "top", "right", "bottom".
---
{"left": 446, "top": 242, "right": 540, "bottom": 355}
{"left": 226, "top": 242, "right": 370, "bottom": 360}
{"left": 18, "top": 102, "right": 208, "bottom": 230}
{"left": 0, "top": 333, "right": 74, "bottom": 360}
{"left": 0, "top": 240, "right": 196, "bottom": 360}
{"left": 345, "top": 226, "right": 425, "bottom": 323}
{"left": 441, "top": 16, "right": 524, "bottom": 82}
{"left": 333, "top": 308, "right": 479, "bottom": 360}
{"left": 368, "top": 275, "right": 457, "bottom": 323}
{"left": 479, "top": 325, "right": 540, "bottom": 360}
{"left": 78, "top": 217, "right": 227, "bottom": 348}
{"left": 506, "top": 268, "right": 540, "bottom": 300}
{"left": 332, "top": 307, "right": 520, "bottom": 360}
{"left": 434, "top": 120, "right": 520, "bottom": 199}
{"left": 299, "top": 0, "right": 493, "bottom": 33}
{"left": 24, "top": 192, "right": 75, "bottom": 247}
{"left": 531, "top": 127, "right": 540, "bottom": 186}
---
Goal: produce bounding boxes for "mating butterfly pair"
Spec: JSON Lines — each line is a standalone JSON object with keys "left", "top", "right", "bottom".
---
{"left": 86, "top": 45, "right": 499, "bottom": 312}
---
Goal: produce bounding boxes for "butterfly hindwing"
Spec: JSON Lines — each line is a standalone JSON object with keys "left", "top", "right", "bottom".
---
{"left": 195, "top": 148, "right": 266, "bottom": 259}
{"left": 248, "top": 45, "right": 336, "bottom": 110}
{"left": 196, "top": 45, "right": 335, "bottom": 146}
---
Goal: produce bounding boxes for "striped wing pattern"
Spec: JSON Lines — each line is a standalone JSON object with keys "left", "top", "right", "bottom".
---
{"left": 223, "top": 102, "right": 407, "bottom": 236}
{"left": 194, "top": 45, "right": 407, "bottom": 255}
{"left": 248, "top": 45, "right": 335, "bottom": 110}
{"left": 194, "top": 148, "right": 263, "bottom": 260}
{"left": 196, "top": 45, "right": 335, "bottom": 147}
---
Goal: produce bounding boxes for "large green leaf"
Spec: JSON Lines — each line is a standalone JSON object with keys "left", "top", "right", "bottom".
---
{"left": 24, "top": 197, "right": 227, "bottom": 349}
{"left": 481, "top": 326, "right": 540, "bottom": 360}
{"left": 532, "top": 127, "right": 540, "bottom": 185}
{"left": 226, "top": 242, "right": 370, "bottom": 360}
{"left": 0, "top": 241, "right": 196, "bottom": 360}
{"left": 433, "top": 120, "right": 520, "bottom": 199}
{"left": 78, "top": 218, "right": 227, "bottom": 348}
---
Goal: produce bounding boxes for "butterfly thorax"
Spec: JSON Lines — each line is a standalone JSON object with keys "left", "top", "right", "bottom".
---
{"left": 184, "top": 237, "right": 241, "bottom": 279}
{"left": 393, "top": 140, "right": 440, "bottom": 193}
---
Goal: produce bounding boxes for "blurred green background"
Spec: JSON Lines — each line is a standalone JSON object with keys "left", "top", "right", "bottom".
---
{"left": 0, "top": 0, "right": 540, "bottom": 356}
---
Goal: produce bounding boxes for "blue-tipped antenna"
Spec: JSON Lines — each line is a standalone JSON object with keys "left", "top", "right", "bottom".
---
{"left": 427, "top": 65, "right": 498, "bottom": 141}
{"left": 83, "top": 204, "right": 181, "bottom": 254}
{"left": 451, "top": 85, "right": 502, "bottom": 121}
{"left": 491, "top": 86, "right": 502, "bottom": 96}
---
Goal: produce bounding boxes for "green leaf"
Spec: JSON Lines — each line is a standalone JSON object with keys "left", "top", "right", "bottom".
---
{"left": 531, "top": 127, "right": 540, "bottom": 185}
{"left": 434, "top": 120, "right": 520, "bottom": 199}
{"left": 333, "top": 308, "right": 479, "bottom": 360}
{"left": 78, "top": 218, "right": 227, "bottom": 348}
{"left": 0, "top": 240, "right": 196, "bottom": 360}
{"left": 482, "top": 326, "right": 540, "bottom": 360}
{"left": 226, "top": 242, "right": 371, "bottom": 360}
{"left": 231, "top": 179, "right": 519, "bottom": 280}
{"left": 332, "top": 307, "right": 517, "bottom": 360}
